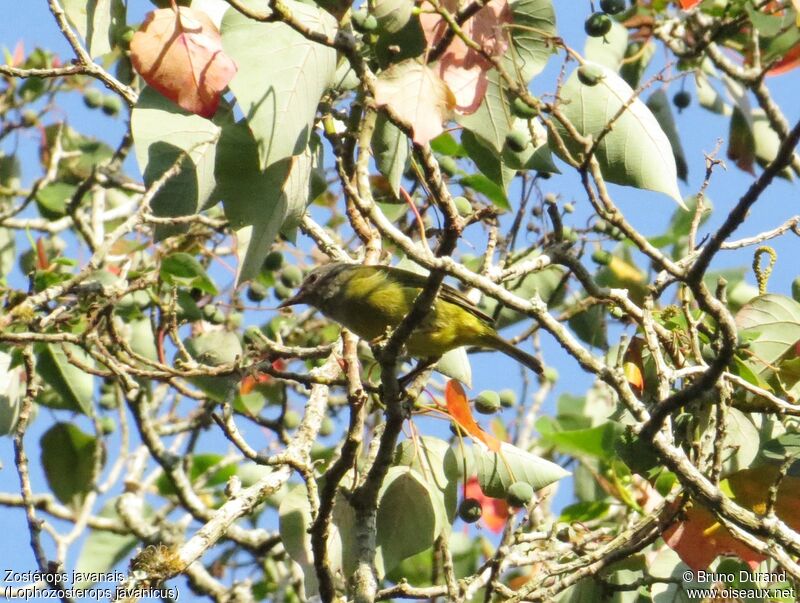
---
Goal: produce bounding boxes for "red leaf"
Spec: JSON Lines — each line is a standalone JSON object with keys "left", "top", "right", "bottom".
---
{"left": 768, "top": 42, "right": 800, "bottom": 75}
{"left": 130, "top": 7, "right": 237, "bottom": 118}
{"left": 677, "top": 0, "right": 701, "bottom": 8}
{"left": 464, "top": 477, "right": 509, "bottom": 533}
{"left": 444, "top": 380, "right": 501, "bottom": 452}
{"left": 11, "top": 41, "right": 24, "bottom": 68}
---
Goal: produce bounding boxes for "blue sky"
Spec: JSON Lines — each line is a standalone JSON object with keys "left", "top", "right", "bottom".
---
{"left": 1, "top": 0, "right": 799, "bottom": 595}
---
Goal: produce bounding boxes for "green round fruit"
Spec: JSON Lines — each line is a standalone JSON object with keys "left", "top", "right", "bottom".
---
{"left": 510, "top": 96, "right": 538, "bottom": 119}
{"left": 600, "top": 0, "right": 626, "bottom": 14}
{"left": 274, "top": 283, "right": 293, "bottom": 301}
{"left": 283, "top": 410, "right": 301, "bottom": 430}
{"left": 453, "top": 195, "right": 472, "bottom": 217}
{"left": 83, "top": 88, "right": 103, "bottom": 109}
{"left": 247, "top": 281, "right": 268, "bottom": 303}
{"left": 563, "top": 202, "right": 575, "bottom": 214}
{"left": 101, "top": 95, "right": 122, "bottom": 116}
{"left": 438, "top": 155, "right": 458, "bottom": 177}
{"left": 202, "top": 304, "right": 219, "bottom": 322}
{"left": 474, "top": 390, "right": 501, "bottom": 415}
{"left": 120, "top": 27, "right": 136, "bottom": 45}
{"left": 352, "top": 9, "right": 378, "bottom": 31}
{"left": 792, "top": 277, "right": 800, "bottom": 302}
{"left": 21, "top": 110, "right": 38, "bottom": 127}
{"left": 450, "top": 422, "right": 465, "bottom": 437}
{"left": 543, "top": 367, "right": 559, "bottom": 383}
{"left": 577, "top": 63, "right": 605, "bottom": 86}
{"left": 263, "top": 251, "right": 284, "bottom": 272}
{"left": 591, "top": 250, "right": 612, "bottom": 265}
{"left": 499, "top": 389, "right": 517, "bottom": 408}
{"left": 673, "top": 90, "right": 691, "bottom": 110}
{"left": 504, "top": 130, "right": 530, "bottom": 153}
{"left": 457, "top": 498, "right": 482, "bottom": 523}
{"left": 585, "top": 12, "right": 612, "bottom": 37}
{"left": 507, "top": 481, "right": 534, "bottom": 507}
{"left": 99, "top": 392, "right": 117, "bottom": 410}
{"left": 610, "top": 305, "right": 625, "bottom": 319}
{"left": 592, "top": 219, "right": 609, "bottom": 234}
{"left": 99, "top": 417, "right": 116, "bottom": 435}
{"left": 280, "top": 265, "right": 304, "bottom": 288}
{"left": 319, "top": 417, "right": 334, "bottom": 437}
{"left": 243, "top": 326, "right": 263, "bottom": 345}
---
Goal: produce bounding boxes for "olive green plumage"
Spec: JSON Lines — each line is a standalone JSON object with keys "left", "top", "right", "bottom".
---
{"left": 280, "top": 263, "right": 542, "bottom": 374}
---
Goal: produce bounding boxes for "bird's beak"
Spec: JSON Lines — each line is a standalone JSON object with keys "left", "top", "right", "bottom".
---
{"left": 278, "top": 290, "right": 305, "bottom": 309}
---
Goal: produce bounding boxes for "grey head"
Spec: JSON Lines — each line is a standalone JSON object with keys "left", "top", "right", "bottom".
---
{"left": 277, "top": 262, "right": 352, "bottom": 310}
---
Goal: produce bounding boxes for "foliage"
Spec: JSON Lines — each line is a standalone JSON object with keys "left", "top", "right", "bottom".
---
{"left": 1, "top": 0, "right": 800, "bottom": 601}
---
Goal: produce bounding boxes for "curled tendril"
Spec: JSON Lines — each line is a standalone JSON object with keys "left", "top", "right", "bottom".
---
{"left": 752, "top": 246, "right": 777, "bottom": 296}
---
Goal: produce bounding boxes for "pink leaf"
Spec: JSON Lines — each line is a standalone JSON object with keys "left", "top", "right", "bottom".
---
{"left": 419, "top": 0, "right": 510, "bottom": 115}
{"left": 374, "top": 59, "right": 455, "bottom": 145}
{"left": 130, "top": 7, "right": 237, "bottom": 118}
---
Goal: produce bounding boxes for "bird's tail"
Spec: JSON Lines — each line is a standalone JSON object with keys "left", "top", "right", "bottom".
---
{"left": 482, "top": 333, "right": 543, "bottom": 374}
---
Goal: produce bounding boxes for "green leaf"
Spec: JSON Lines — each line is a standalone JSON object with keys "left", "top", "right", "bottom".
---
{"left": 160, "top": 252, "right": 217, "bottom": 294}
{"left": 40, "top": 423, "right": 101, "bottom": 508}
{"left": 131, "top": 87, "right": 222, "bottom": 239}
{"left": 394, "top": 437, "right": 460, "bottom": 523}
{"left": 435, "top": 347, "right": 472, "bottom": 389}
{"left": 506, "top": 0, "right": 557, "bottom": 82}
{"left": 221, "top": 0, "right": 337, "bottom": 169}
{"left": 75, "top": 499, "right": 140, "bottom": 586}
{"left": 182, "top": 331, "right": 243, "bottom": 401}
{"left": 0, "top": 226, "right": 15, "bottom": 280}
{"left": 646, "top": 89, "right": 688, "bottom": 182}
{"left": 36, "top": 343, "right": 95, "bottom": 416}
{"left": 0, "top": 352, "right": 22, "bottom": 436}
{"left": 374, "top": 0, "right": 413, "bottom": 33}
{"left": 156, "top": 453, "right": 237, "bottom": 495}
{"left": 373, "top": 114, "right": 408, "bottom": 196}
{"left": 461, "top": 129, "right": 515, "bottom": 193}
{"left": 736, "top": 294, "right": 800, "bottom": 377}
{"left": 376, "top": 467, "right": 448, "bottom": 573}
{"left": 568, "top": 301, "right": 608, "bottom": 349}
{"left": 559, "top": 501, "right": 610, "bottom": 523}
{"left": 543, "top": 422, "right": 622, "bottom": 460}
{"left": 751, "top": 109, "right": 795, "bottom": 180}
{"left": 620, "top": 41, "right": 655, "bottom": 89}
{"left": 553, "top": 63, "right": 685, "bottom": 206}
{"left": 584, "top": 20, "right": 628, "bottom": 71}
{"left": 474, "top": 441, "right": 569, "bottom": 498}
{"left": 36, "top": 182, "right": 77, "bottom": 218}
{"left": 459, "top": 173, "right": 510, "bottom": 211}
{"left": 62, "top": 0, "right": 126, "bottom": 57}
{"left": 457, "top": 71, "right": 512, "bottom": 153}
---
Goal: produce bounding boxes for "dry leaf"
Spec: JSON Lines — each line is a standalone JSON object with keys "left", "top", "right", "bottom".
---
{"left": 130, "top": 7, "right": 237, "bottom": 118}
{"left": 374, "top": 60, "right": 454, "bottom": 145}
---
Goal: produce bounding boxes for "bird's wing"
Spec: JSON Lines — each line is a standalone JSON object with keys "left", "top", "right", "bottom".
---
{"left": 380, "top": 266, "right": 495, "bottom": 325}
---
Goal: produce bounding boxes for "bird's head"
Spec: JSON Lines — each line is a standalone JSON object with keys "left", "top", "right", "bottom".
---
{"left": 278, "top": 262, "right": 351, "bottom": 310}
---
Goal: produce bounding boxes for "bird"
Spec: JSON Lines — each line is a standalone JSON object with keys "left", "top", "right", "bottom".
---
{"left": 278, "top": 262, "right": 543, "bottom": 374}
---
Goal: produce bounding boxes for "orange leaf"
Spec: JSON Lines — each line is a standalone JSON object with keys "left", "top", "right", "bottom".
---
{"left": 130, "top": 7, "right": 237, "bottom": 118}
{"left": 11, "top": 41, "right": 24, "bottom": 68}
{"left": 445, "top": 380, "right": 500, "bottom": 452}
{"left": 464, "top": 476, "right": 509, "bottom": 533}
{"left": 664, "top": 466, "right": 800, "bottom": 570}
{"left": 767, "top": 42, "right": 800, "bottom": 75}
{"left": 677, "top": 0, "right": 701, "bottom": 8}
{"left": 663, "top": 501, "right": 764, "bottom": 571}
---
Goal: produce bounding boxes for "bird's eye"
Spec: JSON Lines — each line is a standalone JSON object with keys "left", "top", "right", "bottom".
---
{"left": 306, "top": 274, "right": 319, "bottom": 285}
